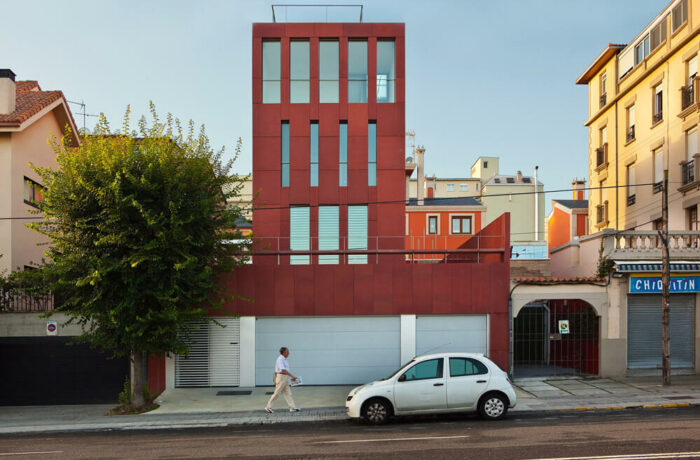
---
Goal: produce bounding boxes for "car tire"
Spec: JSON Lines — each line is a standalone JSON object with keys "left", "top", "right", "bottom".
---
{"left": 478, "top": 393, "right": 507, "bottom": 420}
{"left": 362, "top": 398, "right": 391, "bottom": 425}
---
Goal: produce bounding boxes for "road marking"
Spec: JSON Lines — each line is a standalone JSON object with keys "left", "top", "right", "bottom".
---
{"left": 531, "top": 451, "right": 700, "bottom": 460}
{"left": 0, "top": 452, "right": 63, "bottom": 457}
{"left": 315, "top": 435, "right": 470, "bottom": 444}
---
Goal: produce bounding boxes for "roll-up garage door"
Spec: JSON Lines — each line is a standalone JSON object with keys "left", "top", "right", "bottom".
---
{"left": 175, "top": 318, "right": 240, "bottom": 387}
{"left": 416, "top": 315, "right": 488, "bottom": 356}
{"left": 255, "top": 316, "right": 400, "bottom": 385}
{"left": 628, "top": 295, "right": 695, "bottom": 369}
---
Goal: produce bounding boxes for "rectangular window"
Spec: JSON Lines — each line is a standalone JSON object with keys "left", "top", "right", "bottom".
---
{"left": 348, "top": 205, "right": 368, "bottom": 264}
{"left": 290, "top": 40, "right": 310, "bottom": 103}
{"left": 348, "top": 40, "right": 368, "bottom": 103}
{"left": 368, "top": 121, "right": 376, "bottom": 186}
{"left": 627, "top": 105, "right": 635, "bottom": 141}
{"left": 446, "top": 184, "right": 455, "bottom": 192}
{"left": 319, "top": 40, "right": 339, "bottom": 103}
{"left": 290, "top": 206, "right": 310, "bottom": 265}
{"left": 687, "top": 127, "right": 698, "bottom": 161}
{"left": 653, "top": 84, "right": 663, "bottom": 122}
{"left": 654, "top": 148, "right": 664, "bottom": 188}
{"left": 635, "top": 35, "right": 650, "bottom": 65}
{"left": 600, "top": 72, "right": 607, "bottom": 107}
{"left": 318, "top": 206, "right": 339, "bottom": 264}
{"left": 688, "top": 205, "right": 699, "bottom": 231}
{"left": 673, "top": 0, "right": 688, "bottom": 32}
{"left": 428, "top": 216, "right": 438, "bottom": 235}
{"left": 650, "top": 19, "right": 667, "bottom": 51}
{"left": 23, "top": 177, "right": 45, "bottom": 207}
{"left": 281, "top": 122, "right": 289, "bottom": 187}
{"left": 450, "top": 216, "right": 472, "bottom": 234}
{"left": 339, "top": 122, "right": 348, "bottom": 186}
{"left": 262, "top": 40, "right": 281, "bottom": 103}
{"left": 690, "top": 55, "right": 698, "bottom": 83}
{"left": 376, "top": 40, "right": 395, "bottom": 103}
{"left": 310, "top": 122, "right": 318, "bottom": 186}
{"left": 459, "top": 184, "right": 468, "bottom": 191}
{"left": 627, "top": 164, "right": 636, "bottom": 198}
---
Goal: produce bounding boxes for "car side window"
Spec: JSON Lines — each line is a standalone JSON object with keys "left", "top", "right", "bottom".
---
{"left": 400, "top": 358, "right": 443, "bottom": 381}
{"left": 449, "top": 358, "right": 488, "bottom": 377}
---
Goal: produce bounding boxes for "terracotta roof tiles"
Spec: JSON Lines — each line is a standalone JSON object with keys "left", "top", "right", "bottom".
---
{"left": 0, "top": 80, "right": 66, "bottom": 127}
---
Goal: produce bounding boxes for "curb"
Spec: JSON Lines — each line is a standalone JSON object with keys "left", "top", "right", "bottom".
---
{"left": 537, "top": 402, "right": 696, "bottom": 413}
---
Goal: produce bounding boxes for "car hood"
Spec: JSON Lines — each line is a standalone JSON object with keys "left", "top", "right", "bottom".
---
{"left": 348, "top": 379, "right": 391, "bottom": 396}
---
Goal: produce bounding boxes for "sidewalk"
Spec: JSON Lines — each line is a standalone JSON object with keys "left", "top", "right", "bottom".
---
{"left": 2, "top": 375, "right": 700, "bottom": 435}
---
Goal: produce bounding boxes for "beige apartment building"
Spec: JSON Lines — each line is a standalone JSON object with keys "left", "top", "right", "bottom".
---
{"left": 576, "top": 0, "right": 700, "bottom": 232}
{"left": 0, "top": 69, "right": 79, "bottom": 273}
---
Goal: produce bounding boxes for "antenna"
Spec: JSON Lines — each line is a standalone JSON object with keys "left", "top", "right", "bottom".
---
{"left": 68, "top": 100, "right": 99, "bottom": 134}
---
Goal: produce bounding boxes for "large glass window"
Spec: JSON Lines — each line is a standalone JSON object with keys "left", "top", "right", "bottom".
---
{"left": 449, "top": 358, "right": 487, "bottom": 377}
{"left": 348, "top": 40, "right": 368, "bottom": 103}
{"left": 281, "top": 122, "right": 289, "bottom": 187}
{"left": 290, "top": 206, "right": 310, "bottom": 265}
{"left": 310, "top": 122, "right": 318, "bottom": 186}
{"left": 376, "top": 40, "right": 395, "bottom": 103}
{"left": 634, "top": 35, "right": 650, "bottom": 65}
{"left": 290, "top": 40, "right": 310, "bottom": 103}
{"left": 348, "top": 205, "right": 368, "bottom": 264}
{"left": 339, "top": 122, "right": 348, "bottom": 186}
{"left": 319, "top": 40, "right": 339, "bottom": 103}
{"left": 400, "top": 359, "right": 443, "bottom": 381}
{"left": 262, "top": 40, "right": 281, "bottom": 103}
{"left": 318, "top": 206, "right": 339, "bottom": 265}
{"left": 368, "top": 122, "right": 376, "bottom": 186}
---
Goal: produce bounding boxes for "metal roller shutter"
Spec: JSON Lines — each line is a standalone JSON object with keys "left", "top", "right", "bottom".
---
{"left": 416, "top": 315, "right": 488, "bottom": 356}
{"left": 627, "top": 295, "right": 695, "bottom": 369}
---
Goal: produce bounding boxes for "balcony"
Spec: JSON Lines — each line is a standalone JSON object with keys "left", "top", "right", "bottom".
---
{"left": 679, "top": 77, "right": 700, "bottom": 117}
{"left": 600, "top": 93, "right": 607, "bottom": 108}
{"left": 679, "top": 154, "right": 700, "bottom": 193}
{"left": 626, "top": 125, "right": 635, "bottom": 142}
{"left": 608, "top": 230, "right": 700, "bottom": 261}
{"left": 595, "top": 144, "right": 608, "bottom": 170}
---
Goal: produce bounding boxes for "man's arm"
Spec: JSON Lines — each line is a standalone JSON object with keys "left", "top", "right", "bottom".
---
{"left": 280, "top": 369, "right": 296, "bottom": 380}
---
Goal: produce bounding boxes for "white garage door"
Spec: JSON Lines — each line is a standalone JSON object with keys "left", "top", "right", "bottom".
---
{"left": 416, "top": 315, "right": 488, "bottom": 356}
{"left": 255, "top": 316, "right": 401, "bottom": 385}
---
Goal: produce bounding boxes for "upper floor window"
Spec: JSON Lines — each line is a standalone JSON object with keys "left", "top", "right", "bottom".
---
{"left": 368, "top": 121, "right": 377, "bottom": 186}
{"left": 687, "top": 127, "right": 698, "bottom": 162}
{"left": 626, "top": 164, "right": 636, "bottom": 205}
{"left": 626, "top": 105, "right": 635, "bottom": 141}
{"left": 688, "top": 205, "right": 699, "bottom": 231}
{"left": 672, "top": 0, "right": 688, "bottom": 32}
{"left": 281, "top": 122, "right": 290, "bottom": 187}
{"left": 459, "top": 184, "right": 468, "bottom": 191}
{"left": 689, "top": 55, "right": 698, "bottom": 84}
{"left": 339, "top": 121, "right": 348, "bottom": 186}
{"left": 262, "top": 40, "right": 281, "bottom": 103}
{"left": 348, "top": 40, "right": 368, "bottom": 103}
{"left": 23, "top": 177, "right": 45, "bottom": 208}
{"left": 348, "top": 205, "right": 368, "bottom": 264}
{"left": 290, "top": 40, "right": 310, "bottom": 103}
{"left": 599, "top": 72, "right": 607, "bottom": 107}
{"left": 319, "top": 40, "right": 339, "bottom": 103}
{"left": 650, "top": 19, "right": 667, "bottom": 51}
{"left": 428, "top": 216, "right": 438, "bottom": 235}
{"left": 318, "top": 206, "right": 339, "bottom": 265}
{"left": 310, "top": 121, "right": 318, "bottom": 186}
{"left": 451, "top": 215, "right": 472, "bottom": 234}
{"left": 634, "top": 35, "right": 650, "bottom": 65}
{"left": 653, "top": 148, "right": 664, "bottom": 192}
{"left": 446, "top": 184, "right": 455, "bottom": 192}
{"left": 290, "top": 206, "right": 310, "bottom": 265}
{"left": 653, "top": 83, "right": 663, "bottom": 123}
{"left": 376, "top": 40, "right": 395, "bottom": 103}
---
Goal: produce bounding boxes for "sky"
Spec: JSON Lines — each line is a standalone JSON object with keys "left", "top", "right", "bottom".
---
{"left": 1, "top": 0, "right": 667, "bottom": 213}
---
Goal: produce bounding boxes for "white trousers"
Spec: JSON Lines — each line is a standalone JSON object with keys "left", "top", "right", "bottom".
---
{"left": 265, "top": 373, "right": 296, "bottom": 409}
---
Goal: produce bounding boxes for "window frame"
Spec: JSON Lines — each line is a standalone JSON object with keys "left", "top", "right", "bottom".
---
{"left": 398, "top": 358, "right": 444, "bottom": 382}
{"left": 262, "top": 39, "right": 281, "bottom": 104}
{"left": 376, "top": 39, "right": 395, "bottom": 103}
{"left": 339, "top": 121, "right": 348, "bottom": 186}
{"left": 281, "top": 122, "right": 290, "bottom": 187}
{"left": 446, "top": 183, "right": 455, "bottom": 192}
{"left": 23, "top": 177, "right": 45, "bottom": 208}
{"left": 348, "top": 40, "right": 368, "bottom": 103}
{"left": 653, "top": 83, "right": 663, "bottom": 123}
{"left": 427, "top": 214, "right": 439, "bottom": 235}
{"left": 672, "top": 0, "right": 688, "bottom": 33}
{"left": 319, "top": 39, "right": 339, "bottom": 103}
{"left": 310, "top": 121, "right": 319, "bottom": 187}
{"left": 448, "top": 357, "right": 488, "bottom": 378}
{"left": 449, "top": 214, "right": 473, "bottom": 235}
{"left": 368, "top": 121, "right": 377, "bottom": 186}
{"left": 289, "top": 39, "right": 310, "bottom": 103}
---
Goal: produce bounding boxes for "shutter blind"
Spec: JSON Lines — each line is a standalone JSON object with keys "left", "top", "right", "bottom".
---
{"left": 290, "top": 207, "right": 310, "bottom": 265}
{"left": 348, "top": 205, "right": 368, "bottom": 264}
{"left": 318, "top": 206, "right": 339, "bottom": 264}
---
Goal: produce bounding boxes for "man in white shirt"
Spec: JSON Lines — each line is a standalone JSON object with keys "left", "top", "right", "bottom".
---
{"left": 265, "top": 347, "right": 300, "bottom": 413}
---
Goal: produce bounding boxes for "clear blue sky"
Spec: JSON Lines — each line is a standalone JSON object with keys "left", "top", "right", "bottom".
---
{"left": 1, "top": 0, "right": 666, "bottom": 212}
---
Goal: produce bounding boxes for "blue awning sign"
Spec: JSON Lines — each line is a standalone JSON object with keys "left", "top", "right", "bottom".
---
{"left": 629, "top": 274, "right": 700, "bottom": 293}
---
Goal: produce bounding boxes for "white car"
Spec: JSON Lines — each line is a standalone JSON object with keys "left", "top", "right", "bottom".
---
{"left": 345, "top": 353, "right": 517, "bottom": 424}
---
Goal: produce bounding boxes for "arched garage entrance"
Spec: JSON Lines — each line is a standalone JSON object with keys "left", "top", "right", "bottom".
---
{"left": 514, "top": 299, "right": 599, "bottom": 378}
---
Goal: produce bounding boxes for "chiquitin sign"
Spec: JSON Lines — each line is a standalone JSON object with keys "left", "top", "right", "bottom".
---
{"left": 629, "top": 274, "right": 700, "bottom": 294}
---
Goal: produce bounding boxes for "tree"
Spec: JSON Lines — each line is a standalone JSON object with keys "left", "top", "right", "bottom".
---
{"left": 30, "top": 104, "right": 249, "bottom": 407}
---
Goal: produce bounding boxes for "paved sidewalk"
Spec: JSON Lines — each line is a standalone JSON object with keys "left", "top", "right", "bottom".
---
{"left": 2, "top": 375, "right": 700, "bottom": 435}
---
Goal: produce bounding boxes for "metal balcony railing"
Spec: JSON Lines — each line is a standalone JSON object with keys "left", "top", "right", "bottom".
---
{"left": 595, "top": 144, "right": 608, "bottom": 168}
{"left": 626, "top": 125, "right": 635, "bottom": 142}
{"left": 653, "top": 111, "right": 663, "bottom": 123}
{"left": 682, "top": 83, "right": 695, "bottom": 110}
{"left": 0, "top": 289, "right": 54, "bottom": 313}
{"left": 596, "top": 203, "right": 607, "bottom": 224}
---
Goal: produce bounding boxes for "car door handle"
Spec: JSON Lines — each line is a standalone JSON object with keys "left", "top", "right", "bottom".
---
{"left": 477, "top": 380, "right": 487, "bottom": 383}
{"left": 433, "top": 383, "right": 444, "bottom": 386}
{"left": 230, "top": 342, "right": 238, "bottom": 345}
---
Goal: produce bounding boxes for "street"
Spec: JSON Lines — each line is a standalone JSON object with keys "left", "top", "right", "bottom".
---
{"left": 2, "top": 407, "right": 700, "bottom": 459}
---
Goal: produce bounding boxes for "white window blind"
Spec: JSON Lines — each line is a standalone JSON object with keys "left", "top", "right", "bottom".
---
{"left": 318, "top": 206, "right": 339, "bottom": 265}
{"left": 689, "top": 55, "right": 698, "bottom": 82}
{"left": 628, "top": 105, "right": 635, "bottom": 127}
{"left": 348, "top": 205, "right": 368, "bottom": 264}
{"left": 290, "top": 207, "right": 310, "bottom": 265}
{"left": 654, "top": 149, "right": 664, "bottom": 184}
{"left": 627, "top": 165, "right": 636, "bottom": 197}
{"left": 687, "top": 129, "right": 698, "bottom": 161}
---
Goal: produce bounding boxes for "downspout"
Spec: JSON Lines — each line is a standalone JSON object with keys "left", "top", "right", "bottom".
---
{"left": 534, "top": 166, "right": 539, "bottom": 241}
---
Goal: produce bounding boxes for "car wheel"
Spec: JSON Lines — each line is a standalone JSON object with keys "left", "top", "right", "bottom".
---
{"left": 478, "top": 393, "right": 507, "bottom": 420}
{"left": 362, "top": 399, "right": 390, "bottom": 424}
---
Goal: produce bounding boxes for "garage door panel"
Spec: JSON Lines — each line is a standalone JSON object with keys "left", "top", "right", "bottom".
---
{"left": 416, "top": 315, "right": 488, "bottom": 356}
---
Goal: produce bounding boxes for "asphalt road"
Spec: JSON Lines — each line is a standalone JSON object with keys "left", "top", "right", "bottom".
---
{"left": 3, "top": 407, "right": 700, "bottom": 459}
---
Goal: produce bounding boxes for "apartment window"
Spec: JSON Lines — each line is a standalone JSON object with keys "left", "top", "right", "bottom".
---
{"left": 376, "top": 40, "right": 395, "bottom": 103}
{"left": 634, "top": 35, "right": 650, "bottom": 65}
{"left": 339, "top": 122, "right": 348, "bottom": 186}
{"left": 23, "top": 177, "right": 45, "bottom": 208}
{"left": 597, "top": 180, "right": 607, "bottom": 224}
{"left": 262, "top": 40, "right": 281, "bottom": 103}
{"left": 626, "top": 164, "right": 636, "bottom": 206}
{"left": 650, "top": 19, "right": 667, "bottom": 51}
{"left": 483, "top": 161, "right": 488, "bottom": 168}
{"left": 428, "top": 216, "right": 438, "bottom": 235}
{"left": 475, "top": 183, "right": 479, "bottom": 191}
{"left": 348, "top": 205, "right": 368, "bottom": 264}
{"left": 653, "top": 148, "right": 664, "bottom": 193}
{"left": 672, "top": 0, "right": 688, "bottom": 32}
{"left": 368, "top": 121, "right": 377, "bottom": 186}
{"left": 310, "top": 122, "right": 318, "bottom": 186}
{"left": 281, "top": 122, "right": 289, "bottom": 187}
{"left": 459, "top": 184, "right": 468, "bottom": 191}
{"left": 446, "top": 184, "right": 455, "bottom": 192}
{"left": 318, "top": 206, "right": 339, "bottom": 264}
{"left": 626, "top": 105, "right": 635, "bottom": 142}
{"left": 348, "top": 40, "right": 368, "bottom": 103}
{"left": 684, "top": 55, "right": 698, "bottom": 110}
{"left": 653, "top": 84, "right": 663, "bottom": 123}
{"left": 596, "top": 126, "right": 608, "bottom": 167}
{"left": 319, "top": 40, "right": 339, "bottom": 103}
{"left": 687, "top": 127, "right": 698, "bottom": 162}
{"left": 689, "top": 55, "right": 698, "bottom": 84}
{"left": 688, "top": 205, "right": 699, "bottom": 231}
{"left": 451, "top": 215, "right": 472, "bottom": 234}
{"left": 600, "top": 72, "right": 607, "bottom": 107}
{"left": 290, "top": 40, "right": 310, "bottom": 103}
{"left": 290, "top": 206, "right": 310, "bottom": 265}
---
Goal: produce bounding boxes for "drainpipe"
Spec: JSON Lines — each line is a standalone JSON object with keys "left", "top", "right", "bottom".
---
{"left": 534, "top": 166, "right": 539, "bottom": 241}
{"left": 416, "top": 146, "right": 425, "bottom": 206}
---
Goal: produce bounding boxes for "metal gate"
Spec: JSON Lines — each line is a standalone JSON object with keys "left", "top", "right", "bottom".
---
{"left": 514, "top": 300, "right": 599, "bottom": 378}
{"left": 175, "top": 318, "right": 241, "bottom": 387}
{"left": 627, "top": 294, "right": 695, "bottom": 369}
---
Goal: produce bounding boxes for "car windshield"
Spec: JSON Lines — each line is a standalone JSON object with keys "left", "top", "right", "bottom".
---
{"left": 381, "top": 359, "right": 415, "bottom": 380}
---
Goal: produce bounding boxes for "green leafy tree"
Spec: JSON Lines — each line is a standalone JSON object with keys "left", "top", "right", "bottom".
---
{"left": 30, "top": 104, "right": 248, "bottom": 407}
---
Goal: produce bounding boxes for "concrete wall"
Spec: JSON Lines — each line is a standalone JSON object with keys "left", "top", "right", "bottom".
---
{"left": 510, "top": 259, "right": 551, "bottom": 278}
{"left": 0, "top": 313, "right": 84, "bottom": 337}
{"left": 482, "top": 183, "right": 545, "bottom": 243}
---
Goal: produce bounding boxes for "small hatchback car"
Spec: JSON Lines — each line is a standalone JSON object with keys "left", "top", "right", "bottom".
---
{"left": 345, "top": 353, "right": 517, "bottom": 424}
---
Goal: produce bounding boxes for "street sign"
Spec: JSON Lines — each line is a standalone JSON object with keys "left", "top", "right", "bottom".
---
{"left": 46, "top": 321, "right": 57, "bottom": 336}
{"left": 558, "top": 320, "right": 569, "bottom": 334}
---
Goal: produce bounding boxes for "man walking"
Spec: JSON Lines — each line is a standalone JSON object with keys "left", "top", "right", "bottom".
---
{"left": 265, "top": 347, "right": 300, "bottom": 413}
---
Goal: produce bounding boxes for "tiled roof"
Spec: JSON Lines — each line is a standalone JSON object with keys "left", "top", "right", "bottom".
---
{"left": 407, "top": 197, "right": 483, "bottom": 207}
{"left": 513, "top": 276, "right": 606, "bottom": 284}
{"left": 0, "top": 80, "right": 66, "bottom": 127}
{"left": 553, "top": 199, "right": 588, "bottom": 209}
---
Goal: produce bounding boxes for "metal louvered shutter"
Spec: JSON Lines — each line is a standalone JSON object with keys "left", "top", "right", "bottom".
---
{"left": 175, "top": 321, "right": 209, "bottom": 387}
{"left": 318, "top": 206, "right": 339, "bottom": 264}
{"left": 290, "top": 206, "right": 310, "bottom": 265}
{"left": 347, "top": 205, "right": 368, "bottom": 264}
{"left": 627, "top": 295, "right": 695, "bottom": 369}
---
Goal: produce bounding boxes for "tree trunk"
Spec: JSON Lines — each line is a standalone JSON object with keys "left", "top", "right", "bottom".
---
{"left": 131, "top": 351, "right": 146, "bottom": 407}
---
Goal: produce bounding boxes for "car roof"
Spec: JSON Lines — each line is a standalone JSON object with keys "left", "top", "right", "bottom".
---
{"left": 414, "top": 352, "right": 487, "bottom": 360}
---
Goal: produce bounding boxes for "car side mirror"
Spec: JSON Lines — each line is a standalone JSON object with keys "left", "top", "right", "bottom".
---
{"left": 398, "top": 374, "right": 406, "bottom": 382}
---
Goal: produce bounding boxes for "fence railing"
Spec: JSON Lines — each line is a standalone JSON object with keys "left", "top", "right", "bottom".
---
{"left": 608, "top": 230, "right": 700, "bottom": 259}
{"left": 0, "top": 289, "right": 54, "bottom": 313}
